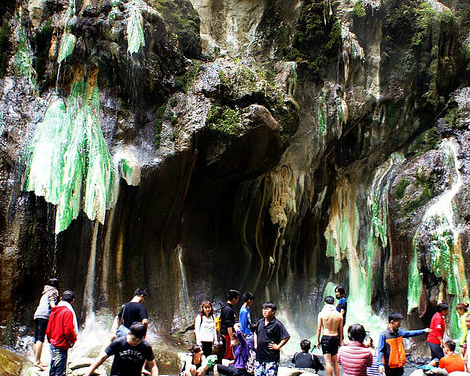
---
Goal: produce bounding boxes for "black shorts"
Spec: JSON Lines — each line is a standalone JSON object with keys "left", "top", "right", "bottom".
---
{"left": 34, "top": 318, "right": 49, "bottom": 342}
{"left": 320, "top": 335, "right": 340, "bottom": 356}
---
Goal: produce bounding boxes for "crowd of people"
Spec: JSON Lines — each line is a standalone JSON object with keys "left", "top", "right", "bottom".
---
{"left": 31, "top": 280, "right": 470, "bottom": 376}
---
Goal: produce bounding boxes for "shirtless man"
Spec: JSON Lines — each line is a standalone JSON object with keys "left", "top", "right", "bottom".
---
{"left": 316, "top": 296, "right": 343, "bottom": 376}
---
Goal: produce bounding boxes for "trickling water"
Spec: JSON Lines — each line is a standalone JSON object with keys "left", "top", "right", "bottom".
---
{"left": 408, "top": 138, "right": 468, "bottom": 339}
{"left": 173, "top": 245, "right": 194, "bottom": 330}
{"left": 83, "top": 221, "right": 100, "bottom": 314}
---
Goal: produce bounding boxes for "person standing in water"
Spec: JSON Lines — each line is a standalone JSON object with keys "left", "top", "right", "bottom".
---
{"left": 335, "top": 286, "right": 347, "bottom": 324}
{"left": 46, "top": 290, "right": 78, "bottom": 376}
{"left": 316, "top": 296, "right": 343, "bottom": 376}
{"left": 427, "top": 303, "right": 449, "bottom": 361}
{"left": 33, "top": 278, "right": 59, "bottom": 370}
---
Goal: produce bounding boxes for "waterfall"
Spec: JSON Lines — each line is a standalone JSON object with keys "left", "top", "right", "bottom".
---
{"left": 173, "top": 245, "right": 193, "bottom": 329}
{"left": 408, "top": 138, "right": 468, "bottom": 338}
{"left": 83, "top": 221, "right": 100, "bottom": 314}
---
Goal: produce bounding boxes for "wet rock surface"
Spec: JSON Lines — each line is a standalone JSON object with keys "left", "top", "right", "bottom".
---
{"left": 0, "top": 0, "right": 470, "bottom": 366}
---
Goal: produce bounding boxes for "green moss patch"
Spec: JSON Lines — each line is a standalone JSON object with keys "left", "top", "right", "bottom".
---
{"left": 284, "top": 0, "right": 341, "bottom": 80}
{"left": 395, "top": 178, "right": 410, "bottom": 199}
{"left": 175, "top": 60, "right": 201, "bottom": 93}
{"left": 353, "top": 0, "right": 366, "bottom": 18}
{"left": 205, "top": 103, "right": 241, "bottom": 136}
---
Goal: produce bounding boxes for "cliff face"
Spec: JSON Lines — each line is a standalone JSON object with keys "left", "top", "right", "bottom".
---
{"left": 0, "top": 0, "right": 469, "bottom": 362}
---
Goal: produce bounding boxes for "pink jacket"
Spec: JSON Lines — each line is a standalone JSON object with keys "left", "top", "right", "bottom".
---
{"left": 338, "top": 341, "right": 373, "bottom": 376}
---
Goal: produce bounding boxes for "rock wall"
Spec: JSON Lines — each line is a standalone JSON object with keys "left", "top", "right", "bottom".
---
{"left": 0, "top": 0, "right": 470, "bottom": 363}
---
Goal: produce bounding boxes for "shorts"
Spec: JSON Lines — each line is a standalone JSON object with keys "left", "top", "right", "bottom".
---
{"left": 254, "top": 361, "right": 279, "bottom": 376}
{"left": 428, "top": 342, "right": 444, "bottom": 360}
{"left": 217, "top": 364, "right": 247, "bottom": 376}
{"left": 384, "top": 366, "right": 404, "bottom": 376}
{"left": 320, "top": 335, "right": 340, "bottom": 356}
{"left": 34, "top": 318, "right": 48, "bottom": 342}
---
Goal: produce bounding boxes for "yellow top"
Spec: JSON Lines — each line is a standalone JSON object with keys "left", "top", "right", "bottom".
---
{"left": 459, "top": 311, "right": 469, "bottom": 346}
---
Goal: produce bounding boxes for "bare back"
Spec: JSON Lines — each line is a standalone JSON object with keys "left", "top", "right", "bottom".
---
{"left": 319, "top": 310, "right": 343, "bottom": 336}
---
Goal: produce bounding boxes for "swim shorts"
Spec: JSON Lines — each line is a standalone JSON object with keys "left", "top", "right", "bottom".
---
{"left": 320, "top": 335, "right": 340, "bottom": 356}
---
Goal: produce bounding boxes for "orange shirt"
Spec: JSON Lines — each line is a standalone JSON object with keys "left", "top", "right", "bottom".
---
{"left": 439, "top": 353, "right": 465, "bottom": 373}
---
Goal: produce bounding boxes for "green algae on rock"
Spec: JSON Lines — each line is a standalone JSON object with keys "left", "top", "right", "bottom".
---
{"left": 57, "top": 0, "right": 77, "bottom": 64}
{"left": 13, "top": 12, "right": 36, "bottom": 86}
{"left": 23, "top": 73, "right": 116, "bottom": 233}
{"left": 127, "top": 0, "right": 146, "bottom": 54}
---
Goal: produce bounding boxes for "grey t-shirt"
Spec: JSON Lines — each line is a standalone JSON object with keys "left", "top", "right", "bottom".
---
{"left": 34, "top": 286, "right": 58, "bottom": 320}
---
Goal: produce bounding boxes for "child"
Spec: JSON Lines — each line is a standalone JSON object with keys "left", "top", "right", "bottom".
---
{"left": 292, "top": 339, "right": 324, "bottom": 373}
{"left": 364, "top": 336, "right": 379, "bottom": 376}
{"left": 253, "top": 302, "right": 290, "bottom": 376}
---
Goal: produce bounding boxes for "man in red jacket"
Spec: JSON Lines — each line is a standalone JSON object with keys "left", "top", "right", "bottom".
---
{"left": 46, "top": 290, "right": 78, "bottom": 376}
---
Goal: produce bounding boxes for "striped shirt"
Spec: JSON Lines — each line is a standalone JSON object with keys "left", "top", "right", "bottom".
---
{"left": 338, "top": 341, "right": 373, "bottom": 376}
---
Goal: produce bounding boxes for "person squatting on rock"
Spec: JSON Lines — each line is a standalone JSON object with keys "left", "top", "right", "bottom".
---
{"left": 33, "top": 278, "right": 59, "bottom": 370}
{"left": 221, "top": 289, "right": 240, "bottom": 360}
{"left": 292, "top": 339, "right": 324, "bottom": 373}
{"left": 377, "top": 312, "right": 431, "bottom": 376}
{"left": 426, "top": 303, "right": 449, "bottom": 361}
{"left": 85, "top": 322, "right": 158, "bottom": 376}
{"left": 111, "top": 287, "right": 149, "bottom": 339}
{"left": 254, "top": 301, "right": 290, "bottom": 376}
{"left": 195, "top": 301, "right": 218, "bottom": 357}
{"left": 215, "top": 323, "right": 250, "bottom": 376}
{"left": 239, "top": 292, "right": 255, "bottom": 349}
{"left": 316, "top": 296, "right": 343, "bottom": 376}
{"left": 46, "top": 290, "right": 78, "bottom": 376}
{"left": 338, "top": 324, "right": 372, "bottom": 376}
{"left": 437, "top": 339, "right": 465, "bottom": 373}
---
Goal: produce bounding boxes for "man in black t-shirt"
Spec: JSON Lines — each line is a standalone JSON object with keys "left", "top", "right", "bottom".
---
{"left": 220, "top": 289, "right": 240, "bottom": 360}
{"left": 254, "top": 301, "right": 290, "bottom": 376}
{"left": 85, "top": 322, "right": 158, "bottom": 376}
{"left": 111, "top": 288, "right": 149, "bottom": 339}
